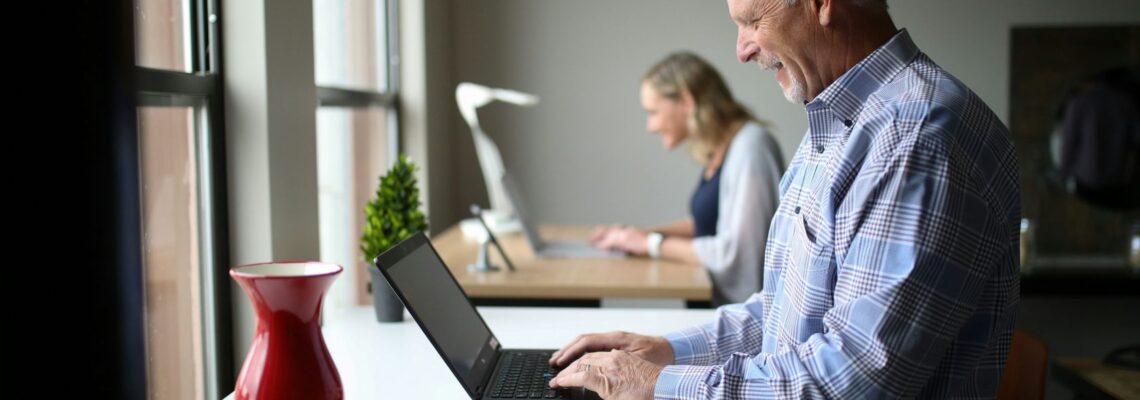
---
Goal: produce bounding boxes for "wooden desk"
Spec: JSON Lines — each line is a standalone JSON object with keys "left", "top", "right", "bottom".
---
{"left": 431, "top": 224, "right": 711, "bottom": 302}
{"left": 1053, "top": 357, "right": 1140, "bottom": 400}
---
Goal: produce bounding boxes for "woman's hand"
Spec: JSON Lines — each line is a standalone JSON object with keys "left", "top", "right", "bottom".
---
{"left": 589, "top": 224, "right": 625, "bottom": 245}
{"left": 591, "top": 226, "right": 649, "bottom": 256}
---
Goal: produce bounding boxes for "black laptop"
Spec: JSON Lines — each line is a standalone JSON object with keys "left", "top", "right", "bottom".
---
{"left": 373, "top": 232, "right": 601, "bottom": 400}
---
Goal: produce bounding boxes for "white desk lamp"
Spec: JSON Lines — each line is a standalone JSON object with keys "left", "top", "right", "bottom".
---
{"left": 455, "top": 82, "right": 539, "bottom": 236}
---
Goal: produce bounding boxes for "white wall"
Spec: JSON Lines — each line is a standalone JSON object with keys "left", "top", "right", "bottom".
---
{"left": 401, "top": 0, "right": 460, "bottom": 233}
{"left": 223, "top": 0, "right": 320, "bottom": 376}
{"left": 432, "top": 0, "right": 1140, "bottom": 229}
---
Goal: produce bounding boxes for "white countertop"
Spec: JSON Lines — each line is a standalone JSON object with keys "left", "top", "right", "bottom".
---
{"left": 225, "top": 305, "right": 715, "bottom": 399}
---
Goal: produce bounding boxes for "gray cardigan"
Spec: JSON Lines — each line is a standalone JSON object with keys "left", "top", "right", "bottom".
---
{"left": 691, "top": 122, "right": 785, "bottom": 304}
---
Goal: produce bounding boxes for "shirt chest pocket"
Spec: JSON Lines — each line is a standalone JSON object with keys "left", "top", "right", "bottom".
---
{"left": 788, "top": 214, "right": 820, "bottom": 270}
{"left": 784, "top": 213, "right": 836, "bottom": 318}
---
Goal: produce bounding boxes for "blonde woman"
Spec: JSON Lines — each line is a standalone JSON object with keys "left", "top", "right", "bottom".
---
{"left": 591, "top": 52, "right": 784, "bottom": 305}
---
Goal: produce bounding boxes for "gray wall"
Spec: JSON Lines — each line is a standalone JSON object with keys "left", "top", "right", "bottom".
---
{"left": 446, "top": 0, "right": 788, "bottom": 227}
{"left": 432, "top": 0, "right": 1140, "bottom": 229}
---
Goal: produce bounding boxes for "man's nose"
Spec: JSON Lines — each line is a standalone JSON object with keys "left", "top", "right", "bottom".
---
{"left": 736, "top": 35, "right": 756, "bottom": 63}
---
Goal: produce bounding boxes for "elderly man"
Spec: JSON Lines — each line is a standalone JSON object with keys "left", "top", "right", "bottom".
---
{"left": 548, "top": 0, "right": 1020, "bottom": 398}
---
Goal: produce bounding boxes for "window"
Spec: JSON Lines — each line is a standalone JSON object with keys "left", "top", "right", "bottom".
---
{"left": 314, "top": 0, "right": 401, "bottom": 314}
{"left": 138, "top": 104, "right": 203, "bottom": 399}
{"left": 135, "top": 0, "right": 191, "bottom": 72}
{"left": 134, "top": 0, "right": 230, "bottom": 398}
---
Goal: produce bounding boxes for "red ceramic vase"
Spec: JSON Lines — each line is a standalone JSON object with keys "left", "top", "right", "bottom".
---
{"left": 230, "top": 262, "right": 344, "bottom": 400}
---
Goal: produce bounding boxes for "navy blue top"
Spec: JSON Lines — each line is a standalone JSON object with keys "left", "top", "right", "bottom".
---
{"left": 690, "top": 165, "right": 723, "bottom": 237}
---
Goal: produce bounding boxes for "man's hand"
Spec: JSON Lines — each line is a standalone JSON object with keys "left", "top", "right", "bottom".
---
{"left": 549, "top": 350, "right": 663, "bottom": 400}
{"left": 549, "top": 331, "right": 674, "bottom": 367}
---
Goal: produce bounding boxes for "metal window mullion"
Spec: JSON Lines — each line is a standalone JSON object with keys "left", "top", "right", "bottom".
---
{"left": 386, "top": 0, "right": 401, "bottom": 164}
{"left": 205, "top": 0, "right": 220, "bottom": 73}
{"left": 136, "top": 67, "right": 217, "bottom": 97}
{"left": 203, "top": 79, "right": 234, "bottom": 399}
{"left": 189, "top": 0, "right": 204, "bottom": 72}
{"left": 193, "top": 96, "right": 219, "bottom": 400}
{"left": 137, "top": 93, "right": 201, "bottom": 107}
{"left": 317, "top": 86, "right": 396, "bottom": 107}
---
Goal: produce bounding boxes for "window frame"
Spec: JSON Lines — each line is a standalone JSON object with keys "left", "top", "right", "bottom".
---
{"left": 133, "top": 0, "right": 233, "bottom": 397}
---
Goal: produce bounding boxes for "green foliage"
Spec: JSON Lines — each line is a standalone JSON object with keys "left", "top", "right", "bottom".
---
{"left": 360, "top": 155, "right": 429, "bottom": 261}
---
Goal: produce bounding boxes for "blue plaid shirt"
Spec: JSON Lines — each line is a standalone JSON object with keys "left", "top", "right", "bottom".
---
{"left": 655, "top": 30, "right": 1020, "bottom": 399}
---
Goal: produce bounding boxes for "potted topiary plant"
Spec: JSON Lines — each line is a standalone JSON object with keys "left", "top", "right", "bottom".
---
{"left": 361, "top": 154, "right": 428, "bottom": 322}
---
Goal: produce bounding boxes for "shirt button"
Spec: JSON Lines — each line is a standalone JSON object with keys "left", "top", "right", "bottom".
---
{"left": 843, "top": 119, "right": 853, "bottom": 127}
{"left": 794, "top": 206, "right": 801, "bottom": 214}
{"left": 816, "top": 145, "right": 825, "bottom": 154}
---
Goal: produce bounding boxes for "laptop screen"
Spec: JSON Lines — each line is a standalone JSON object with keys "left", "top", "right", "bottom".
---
{"left": 500, "top": 172, "right": 543, "bottom": 250}
{"left": 378, "top": 234, "right": 495, "bottom": 390}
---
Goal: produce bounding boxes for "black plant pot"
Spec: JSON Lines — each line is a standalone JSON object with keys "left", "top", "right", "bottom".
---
{"left": 367, "top": 265, "right": 405, "bottom": 322}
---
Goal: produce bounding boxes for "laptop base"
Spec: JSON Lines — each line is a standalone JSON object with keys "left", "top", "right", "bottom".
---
{"left": 538, "top": 241, "right": 625, "bottom": 259}
{"left": 482, "top": 349, "right": 601, "bottom": 400}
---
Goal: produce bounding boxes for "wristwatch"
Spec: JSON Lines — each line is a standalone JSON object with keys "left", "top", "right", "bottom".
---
{"left": 646, "top": 232, "right": 664, "bottom": 259}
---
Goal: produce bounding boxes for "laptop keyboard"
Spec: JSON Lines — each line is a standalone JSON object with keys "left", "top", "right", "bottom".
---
{"left": 489, "top": 352, "right": 571, "bottom": 399}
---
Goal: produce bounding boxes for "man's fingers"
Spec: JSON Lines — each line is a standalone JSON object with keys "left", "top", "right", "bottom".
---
{"left": 550, "top": 358, "right": 602, "bottom": 392}
{"left": 550, "top": 335, "right": 586, "bottom": 366}
{"left": 549, "top": 369, "right": 589, "bottom": 389}
{"left": 553, "top": 359, "right": 578, "bottom": 380}
{"left": 555, "top": 350, "right": 660, "bottom": 400}
{"left": 553, "top": 351, "right": 601, "bottom": 381}
{"left": 552, "top": 339, "right": 595, "bottom": 367}
{"left": 550, "top": 333, "right": 630, "bottom": 366}
{"left": 550, "top": 346, "right": 577, "bottom": 367}
{"left": 550, "top": 354, "right": 620, "bottom": 398}
{"left": 550, "top": 336, "right": 575, "bottom": 361}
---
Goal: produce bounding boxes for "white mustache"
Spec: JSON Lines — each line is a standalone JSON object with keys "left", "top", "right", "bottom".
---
{"left": 756, "top": 53, "right": 783, "bottom": 70}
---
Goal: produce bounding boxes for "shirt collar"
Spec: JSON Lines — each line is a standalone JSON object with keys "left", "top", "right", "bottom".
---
{"left": 806, "top": 29, "right": 921, "bottom": 125}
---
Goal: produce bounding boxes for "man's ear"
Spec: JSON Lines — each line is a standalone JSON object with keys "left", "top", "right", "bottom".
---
{"left": 814, "top": 0, "right": 833, "bottom": 27}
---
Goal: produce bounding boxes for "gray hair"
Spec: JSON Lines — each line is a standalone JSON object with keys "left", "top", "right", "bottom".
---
{"left": 784, "top": 0, "right": 888, "bottom": 9}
